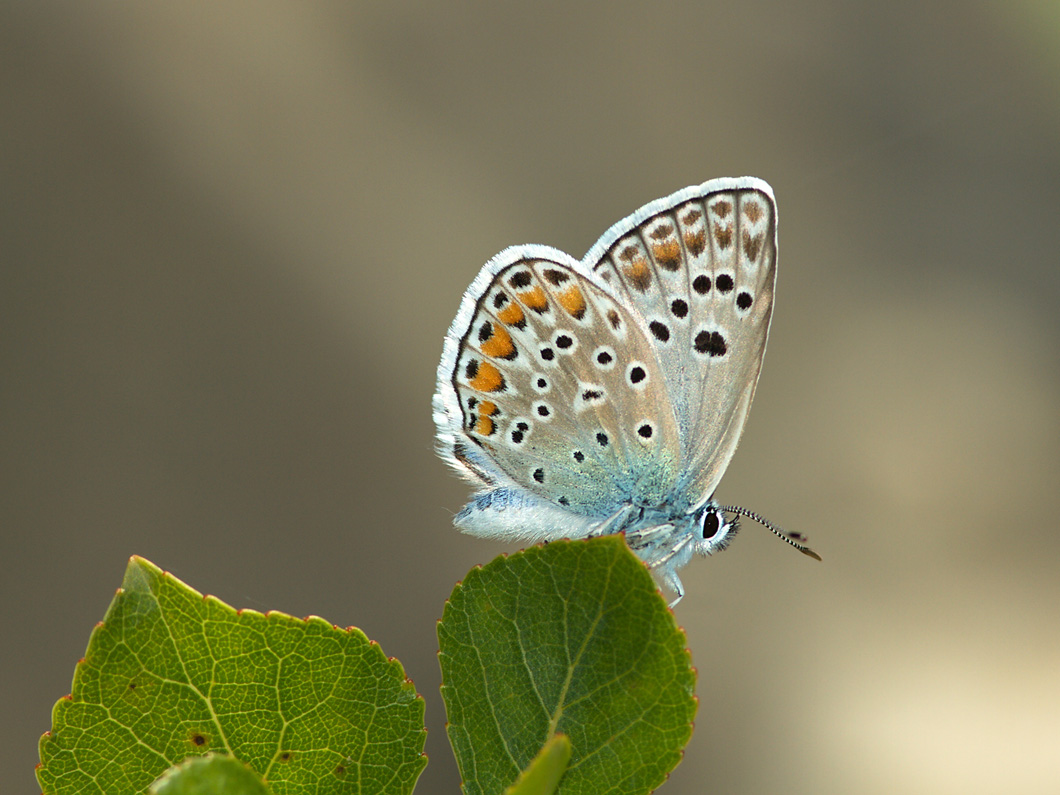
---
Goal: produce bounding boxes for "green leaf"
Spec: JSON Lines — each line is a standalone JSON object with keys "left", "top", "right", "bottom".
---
{"left": 504, "top": 734, "right": 572, "bottom": 795}
{"left": 38, "top": 556, "right": 427, "bottom": 795}
{"left": 438, "top": 537, "right": 697, "bottom": 795}
{"left": 150, "top": 754, "right": 270, "bottom": 795}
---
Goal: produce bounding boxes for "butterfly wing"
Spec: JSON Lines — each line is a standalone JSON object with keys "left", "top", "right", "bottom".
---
{"left": 433, "top": 247, "right": 682, "bottom": 531}
{"left": 584, "top": 177, "right": 777, "bottom": 512}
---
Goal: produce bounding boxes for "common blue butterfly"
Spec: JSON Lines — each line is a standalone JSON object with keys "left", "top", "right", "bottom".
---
{"left": 434, "top": 177, "right": 818, "bottom": 604}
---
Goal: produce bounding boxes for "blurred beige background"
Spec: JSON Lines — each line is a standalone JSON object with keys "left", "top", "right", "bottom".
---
{"left": 3, "top": 3, "right": 1059, "bottom": 793}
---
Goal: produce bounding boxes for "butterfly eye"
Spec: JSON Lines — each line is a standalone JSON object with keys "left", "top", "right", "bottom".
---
{"left": 701, "top": 510, "right": 721, "bottom": 539}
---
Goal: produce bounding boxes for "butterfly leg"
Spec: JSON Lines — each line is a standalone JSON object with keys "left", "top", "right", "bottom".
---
{"left": 623, "top": 521, "right": 677, "bottom": 553}
{"left": 624, "top": 525, "right": 693, "bottom": 607}
{"left": 587, "top": 504, "right": 639, "bottom": 539}
{"left": 661, "top": 568, "right": 685, "bottom": 608}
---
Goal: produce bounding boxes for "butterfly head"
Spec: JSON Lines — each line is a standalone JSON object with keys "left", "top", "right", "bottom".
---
{"left": 692, "top": 504, "right": 740, "bottom": 556}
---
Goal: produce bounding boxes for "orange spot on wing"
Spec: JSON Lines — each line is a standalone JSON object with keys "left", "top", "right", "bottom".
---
{"left": 470, "top": 399, "right": 499, "bottom": 435}
{"left": 557, "top": 286, "right": 587, "bottom": 319}
{"left": 624, "top": 259, "right": 652, "bottom": 291}
{"left": 497, "top": 301, "right": 525, "bottom": 327}
{"left": 652, "top": 240, "right": 681, "bottom": 270}
{"left": 479, "top": 323, "right": 515, "bottom": 359}
{"left": 684, "top": 229, "right": 706, "bottom": 256}
{"left": 519, "top": 285, "right": 549, "bottom": 312}
{"left": 469, "top": 360, "right": 505, "bottom": 392}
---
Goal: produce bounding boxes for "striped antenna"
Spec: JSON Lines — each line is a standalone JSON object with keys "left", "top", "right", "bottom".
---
{"left": 719, "top": 505, "right": 822, "bottom": 561}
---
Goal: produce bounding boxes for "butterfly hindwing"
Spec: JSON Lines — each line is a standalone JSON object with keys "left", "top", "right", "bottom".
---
{"left": 436, "top": 250, "right": 681, "bottom": 520}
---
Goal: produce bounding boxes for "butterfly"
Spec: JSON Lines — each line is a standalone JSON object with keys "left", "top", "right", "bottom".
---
{"left": 433, "top": 177, "right": 818, "bottom": 604}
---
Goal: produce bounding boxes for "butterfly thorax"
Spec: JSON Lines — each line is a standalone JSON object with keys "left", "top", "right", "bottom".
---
{"left": 616, "top": 501, "right": 737, "bottom": 558}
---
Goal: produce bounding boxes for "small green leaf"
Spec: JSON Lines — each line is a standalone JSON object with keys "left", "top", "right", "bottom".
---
{"left": 504, "top": 734, "right": 572, "bottom": 795}
{"left": 150, "top": 754, "right": 270, "bottom": 795}
{"left": 438, "top": 537, "right": 697, "bottom": 795}
{"left": 38, "top": 556, "right": 427, "bottom": 795}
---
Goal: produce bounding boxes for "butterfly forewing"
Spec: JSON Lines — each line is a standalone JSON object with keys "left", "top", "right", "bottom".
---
{"left": 588, "top": 184, "right": 777, "bottom": 511}
{"left": 446, "top": 254, "right": 681, "bottom": 516}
